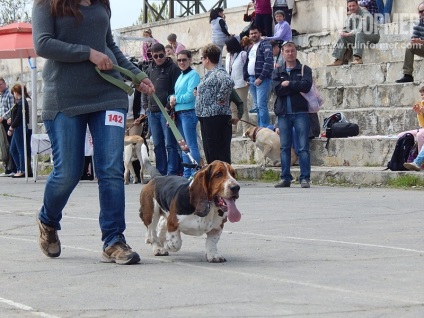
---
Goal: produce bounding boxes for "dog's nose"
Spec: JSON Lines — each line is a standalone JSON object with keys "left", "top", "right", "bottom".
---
{"left": 230, "top": 184, "right": 240, "bottom": 193}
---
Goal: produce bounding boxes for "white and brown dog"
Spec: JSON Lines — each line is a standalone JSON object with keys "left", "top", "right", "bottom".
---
{"left": 139, "top": 160, "right": 241, "bottom": 263}
{"left": 124, "top": 135, "right": 145, "bottom": 185}
{"left": 245, "top": 126, "right": 297, "bottom": 167}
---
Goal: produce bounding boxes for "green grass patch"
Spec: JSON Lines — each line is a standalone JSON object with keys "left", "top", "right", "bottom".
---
{"left": 387, "top": 174, "right": 424, "bottom": 188}
{"left": 260, "top": 169, "right": 280, "bottom": 182}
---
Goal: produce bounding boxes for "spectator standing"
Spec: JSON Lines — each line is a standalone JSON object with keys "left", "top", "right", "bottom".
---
{"left": 327, "top": 0, "right": 380, "bottom": 66}
{"left": 210, "top": 7, "right": 232, "bottom": 65}
{"left": 195, "top": 44, "right": 234, "bottom": 164}
{"left": 272, "top": 0, "right": 296, "bottom": 25}
{"left": 169, "top": 50, "right": 201, "bottom": 178}
{"left": 271, "top": 40, "right": 284, "bottom": 68}
{"left": 273, "top": 41, "right": 312, "bottom": 188}
{"left": 32, "top": 0, "right": 155, "bottom": 264}
{"left": 376, "top": 0, "right": 393, "bottom": 23}
{"left": 7, "top": 84, "right": 30, "bottom": 178}
{"left": 167, "top": 33, "right": 186, "bottom": 54}
{"left": 0, "top": 77, "right": 16, "bottom": 176}
{"left": 142, "top": 43, "right": 181, "bottom": 176}
{"left": 243, "top": 24, "right": 273, "bottom": 127}
{"left": 254, "top": 0, "right": 273, "bottom": 37}
{"left": 395, "top": 2, "right": 424, "bottom": 83}
{"left": 141, "top": 29, "right": 158, "bottom": 63}
{"left": 262, "top": 10, "right": 292, "bottom": 42}
{"left": 225, "top": 36, "right": 250, "bottom": 136}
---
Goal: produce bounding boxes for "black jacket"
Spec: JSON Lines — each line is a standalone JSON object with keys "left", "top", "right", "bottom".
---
{"left": 10, "top": 98, "right": 29, "bottom": 129}
{"left": 272, "top": 60, "right": 312, "bottom": 116}
{"left": 142, "top": 58, "right": 180, "bottom": 112}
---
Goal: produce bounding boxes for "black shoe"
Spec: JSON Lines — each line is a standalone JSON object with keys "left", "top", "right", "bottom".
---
{"left": 274, "top": 180, "right": 291, "bottom": 188}
{"left": 395, "top": 74, "right": 413, "bottom": 83}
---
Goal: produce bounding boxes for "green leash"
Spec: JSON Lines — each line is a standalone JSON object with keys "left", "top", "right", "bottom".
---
{"left": 96, "top": 64, "right": 197, "bottom": 165}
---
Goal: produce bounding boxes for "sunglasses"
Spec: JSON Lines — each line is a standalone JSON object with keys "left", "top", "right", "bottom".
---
{"left": 420, "top": 9, "right": 424, "bottom": 13}
{"left": 152, "top": 53, "right": 165, "bottom": 59}
{"left": 177, "top": 58, "right": 188, "bottom": 63}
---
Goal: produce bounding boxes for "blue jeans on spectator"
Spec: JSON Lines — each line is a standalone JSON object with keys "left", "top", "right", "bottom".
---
{"left": 249, "top": 76, "right": 271, "bottom": 128}
{"left": 147, "top": 110, "right": 180, "bottom": 176}
{"left": 9, "top": 124, "right": 27, "bottom": 173}
{"left": 176, "top": 109, "right": 201, "bottom": 179}
{"left": 376, "top": 0, "right": 393, "bottom": 22}
{"left": 278, "top": 113, "right": 310, "bottom": 182}
{"left": 38, "top": 109, "right": 128, "bottom": 250}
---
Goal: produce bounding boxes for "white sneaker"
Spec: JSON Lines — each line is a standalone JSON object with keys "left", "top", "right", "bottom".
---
{"left": 404, "top": 162, "right": 421, "bottom": 171}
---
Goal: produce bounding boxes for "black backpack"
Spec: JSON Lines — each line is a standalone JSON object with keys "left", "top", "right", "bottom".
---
{"left": 386, "top": 133, "right": 415, "bottom": 171}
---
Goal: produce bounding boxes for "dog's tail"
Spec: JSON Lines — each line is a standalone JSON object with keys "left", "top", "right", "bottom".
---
{"left": 141, "top": 143, "right": 161, "bottom": 179}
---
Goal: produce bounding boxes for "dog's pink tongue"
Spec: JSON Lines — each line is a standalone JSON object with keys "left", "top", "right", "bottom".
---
{"left": 223, "top": 198, "right": 241, "bottom": 223}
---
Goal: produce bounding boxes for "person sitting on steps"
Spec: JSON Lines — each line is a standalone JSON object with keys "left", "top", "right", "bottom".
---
{"left": 328, "top": 0, "right": 380, "bottom": 66}
{"left": 396, "top": 2, "right": 424, "bottom": 83}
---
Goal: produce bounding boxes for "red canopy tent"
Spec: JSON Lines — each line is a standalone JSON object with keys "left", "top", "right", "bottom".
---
{"left": 0, "top": 22, "right": 37, "bottom": 182}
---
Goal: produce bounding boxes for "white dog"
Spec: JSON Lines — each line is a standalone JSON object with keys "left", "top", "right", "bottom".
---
{"left": 124, "top": 135, "right": 145, "bottom": 185}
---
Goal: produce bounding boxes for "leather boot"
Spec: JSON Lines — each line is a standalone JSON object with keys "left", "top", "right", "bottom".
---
{"left": 327, "top": 59, "right": 343, "bottom": 67}
{"left": 395, "top": 74, "right": 414, "bottom": 83}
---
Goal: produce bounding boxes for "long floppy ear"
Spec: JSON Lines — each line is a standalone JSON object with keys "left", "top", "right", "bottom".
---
{"left": 189, "top": 166, "right": 212, "bottom": 217}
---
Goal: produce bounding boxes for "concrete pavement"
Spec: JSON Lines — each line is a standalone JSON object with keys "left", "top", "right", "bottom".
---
{"left": 0, "top": 176, "right": 423, "bottom": 317}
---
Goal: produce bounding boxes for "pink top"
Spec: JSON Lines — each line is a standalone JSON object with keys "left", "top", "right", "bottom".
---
{"left": 255, "top": 0, "right": 272, "bottom": 14}
{"left": 141, "top": 37, "right": 159, "bottom": 61}
{"left": 173, "top": 42, "right": 186, "bottom": 54}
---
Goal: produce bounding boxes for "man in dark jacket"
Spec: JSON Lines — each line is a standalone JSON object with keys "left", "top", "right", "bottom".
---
{"left": 273, "top": 41, "right": 312, "bottom": 188}
{"left": 142, "top": 43, "right": 181, "bottom": 175}
{"left": 243, "top": 24, "right": 274, "bottom": 128}
{"left": 396, "top": 2, "right": 424, "bottom": 83}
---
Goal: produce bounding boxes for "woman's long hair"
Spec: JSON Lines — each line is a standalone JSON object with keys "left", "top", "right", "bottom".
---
{"left": 225, "top": 36, "right": 242, "bottom": 55}
{"left": 36, "top": 0, "right": 111, "bottom": 19}
{"left": 11, "top": 84, "right": 31, "bottom": 99}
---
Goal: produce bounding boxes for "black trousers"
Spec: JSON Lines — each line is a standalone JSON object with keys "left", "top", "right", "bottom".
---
{"left": 198, "top": 115, "right": 232, "bottom": 165}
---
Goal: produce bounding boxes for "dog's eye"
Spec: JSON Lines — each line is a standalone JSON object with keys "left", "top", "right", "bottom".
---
{"left": 215, "top": 172, "right": 223, "bottom": 178}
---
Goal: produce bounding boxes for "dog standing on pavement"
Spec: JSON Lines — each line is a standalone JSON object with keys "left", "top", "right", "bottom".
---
{"left": 124, "top": 135, "right": 145, "bottom": 185}
{"left": 245, "top": 126, "right": 297, "bottom": 167}
{"left": 139, "top": 160, "right": 242, "bottom": 263}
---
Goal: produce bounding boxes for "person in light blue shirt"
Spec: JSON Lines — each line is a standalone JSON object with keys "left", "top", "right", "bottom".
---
{"left": 263, "top": 10, "right": 292, "bottom": 42}
{"left": 169, "top": 50, "right": 201, "bottom": 178}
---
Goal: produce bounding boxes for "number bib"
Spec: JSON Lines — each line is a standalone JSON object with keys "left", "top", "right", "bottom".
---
{"left": 105, "top": 111, "right": 124, "bottom": 128}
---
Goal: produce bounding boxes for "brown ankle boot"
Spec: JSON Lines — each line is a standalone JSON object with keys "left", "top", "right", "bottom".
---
{"left": 327, "top": 59, "right": 343, "bottom": 67}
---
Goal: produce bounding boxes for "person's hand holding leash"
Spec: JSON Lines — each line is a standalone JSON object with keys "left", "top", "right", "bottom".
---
{"left": 89, "top": 48, "right": 113, "bottom": 70}
{"left": 136, "top": 78, "right": 155, "bottom": 95}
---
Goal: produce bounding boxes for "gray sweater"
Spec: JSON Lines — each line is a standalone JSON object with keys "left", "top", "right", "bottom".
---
{"left": 32, "top": 1, "right": 144, "bottom": 120}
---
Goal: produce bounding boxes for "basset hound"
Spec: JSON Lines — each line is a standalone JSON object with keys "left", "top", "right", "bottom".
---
{"left": 139, "top": 160, "right": 241, "bottom": 263}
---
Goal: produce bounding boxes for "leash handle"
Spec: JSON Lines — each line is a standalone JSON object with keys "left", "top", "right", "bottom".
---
{"left": 95, "top": 64, "right": 149, "bottom": 96}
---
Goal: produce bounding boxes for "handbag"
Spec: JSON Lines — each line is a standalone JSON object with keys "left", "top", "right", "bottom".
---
{"left": 326, "top": 122, "right": 359, "bottom": 138}
{"left": 300, "top": 65, "right": 324, "bottom": 113}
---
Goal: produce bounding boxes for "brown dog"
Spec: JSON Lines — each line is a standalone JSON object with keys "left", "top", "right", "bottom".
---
{"left": 123, "top": 135, "right": 144, "bottom": 185}
{"left": 139, "top": 160, "right": 241, "bottom": 263}
{"left": 245, "top": 126, "right": 297, "bottom": 166}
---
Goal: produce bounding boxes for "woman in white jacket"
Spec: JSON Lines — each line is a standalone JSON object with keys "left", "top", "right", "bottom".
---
{"left": 225, "top": 36, "right": 250, "bottom": 136}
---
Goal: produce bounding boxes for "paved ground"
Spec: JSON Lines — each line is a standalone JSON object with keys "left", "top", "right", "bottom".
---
{"left": 0, "top": 176, "right": 423, "bottom": 318}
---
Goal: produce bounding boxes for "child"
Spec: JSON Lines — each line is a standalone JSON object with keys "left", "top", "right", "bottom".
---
{"left": 404, "top": 89, "right": 424, "bottom": 171}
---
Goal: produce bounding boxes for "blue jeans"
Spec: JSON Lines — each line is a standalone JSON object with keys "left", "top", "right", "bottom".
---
{"left": 278, "top": 113, "right": 311, "bottom": 182}
{"left": 414, "top": 146, "right": 424, "bottom": 166}
{"left": 176, "top": 109, "right": 201, "bottom": 178}
{"left": 376, "top": 0, "right": 393, "bottom": 22}
{"left": 147, "top": 111, "right": 180, "bottom": 176}
{"left": 9, "top": 124, "right": 27, "bottom": 172}
{"left": 38, "top": 109, "right": 128, "bottom": 249}
{"left": 249, "top": 76, "right": 271, "bottom": 128}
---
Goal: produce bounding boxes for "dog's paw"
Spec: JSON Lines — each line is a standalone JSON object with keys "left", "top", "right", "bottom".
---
{"left": 206, "top": 253, "right": 227, "bottom": 263}
{"left": 153, "top": 247, "right": 169, "bottom": 256}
